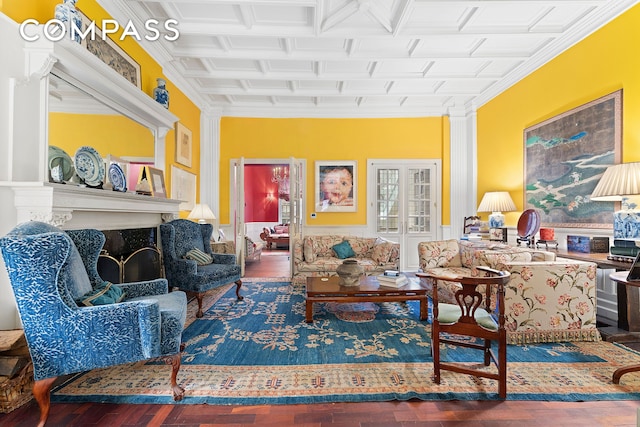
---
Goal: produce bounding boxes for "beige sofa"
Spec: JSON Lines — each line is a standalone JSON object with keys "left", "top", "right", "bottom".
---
{"left": 418, "top": 239, "right": 600, "bottom": 345}
{"left": 292, "top": 235, "right": 400, "bottom": 285}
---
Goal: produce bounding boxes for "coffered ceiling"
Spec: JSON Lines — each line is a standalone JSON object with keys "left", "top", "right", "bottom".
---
{"left": 100, "top": 0, "right": 637, "bottom": 117}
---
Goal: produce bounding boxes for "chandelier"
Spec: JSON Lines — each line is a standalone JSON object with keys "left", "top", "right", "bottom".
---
{"left": 271, "top": 166, "right": 290, "bottom": 201}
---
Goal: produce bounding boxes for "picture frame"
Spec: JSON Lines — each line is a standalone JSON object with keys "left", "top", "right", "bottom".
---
{"left": 148, "top": 167, "right": 167, "bottom": 198}
{"left": 489, "top": 227, "right": 507, "bottom": 243}
{"left": 171, "top": 165, "right": 196, "bottom": 211}
{"left": 137, "top": 166, "right": 166, "bottom": 198}
{"left": 77, "top": 9, "right": 142, "bottom": 88}
{"left": 175, "top": 123, "right": 193, "bottom": 168}
{"left": 524, "top": 90, "right": 622, "bottom": 229}
{"left": 315, "top": 160, "right": 357, "bottom": 212}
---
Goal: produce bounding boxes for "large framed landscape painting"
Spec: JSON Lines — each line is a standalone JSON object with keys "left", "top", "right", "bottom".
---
{"left": 524, "top": 90, "right": 621, "bottom": 228}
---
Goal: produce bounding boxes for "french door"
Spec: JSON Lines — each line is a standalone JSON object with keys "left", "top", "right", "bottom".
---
{"left": 233, "top": 157, "right": 246, "bottom": 276}
{"left": 288, "top": 157, "right": 304, "bottom": 276}
{"left": 232, "top": 157, "right": 304, "bottom": 277}
{"left": 367, "top": 160, "right": 441, "bottom": 271}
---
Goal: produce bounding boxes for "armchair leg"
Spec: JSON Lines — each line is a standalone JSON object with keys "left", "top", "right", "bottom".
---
{"left": 195, "top": 292, "right": 205, "bottom": 318}
{"left": 235, "top": 280, "right": 244, "bottom": 300}
{"left": 163, "top": 353, "right": 185, "bottom": 401}
{"left": 33, "top": 376, "right": 57, "bottom": 427}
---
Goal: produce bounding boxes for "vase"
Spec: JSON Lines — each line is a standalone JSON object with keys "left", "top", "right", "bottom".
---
{"left": 336, "top": 259, "right": 364, "bottom": 287}
{"left": 55, "top": 0, "right": 82, "bottom": 44}
{"left": 153, "top": 78, "right": 170, "bottom": 109}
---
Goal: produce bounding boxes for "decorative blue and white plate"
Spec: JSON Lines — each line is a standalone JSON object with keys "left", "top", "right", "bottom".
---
{"left": 108, "top": 163, "right": 127, "bottom": 192}
{"left": 48, "top": 145, "right": 75, "bottom": 182}
{"left": 74, "top": 146, "right": 105, "bottom": 187}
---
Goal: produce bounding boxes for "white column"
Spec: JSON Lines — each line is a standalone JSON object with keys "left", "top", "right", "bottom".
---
{"left": 200, "top": 108, "right": 222, "bottom": 218}
{"left": 448, "top": 106, "right": 477, "bottom": 239}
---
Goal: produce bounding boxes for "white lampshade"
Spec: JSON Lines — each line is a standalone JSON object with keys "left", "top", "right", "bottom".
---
{"left": 477, "top": 191, "right": 517, "bottom": 228}
{"left": 187, "top": 204, "right": 216, "bottom": 224}
{"left": 591, "top": 162, "right": 640, "bottom": 202}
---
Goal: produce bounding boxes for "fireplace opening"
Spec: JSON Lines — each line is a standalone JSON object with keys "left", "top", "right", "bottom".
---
{"left": 97, "top": 228, "right": 163, "bottom": 284}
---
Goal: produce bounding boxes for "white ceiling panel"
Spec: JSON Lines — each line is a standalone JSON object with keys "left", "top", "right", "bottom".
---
{"left": 251, "top": 5, "right": 312, "bottom": 26}
{"left": 209, "top": 58, "right": 260, "bottom": 72}
{"left": 99, "top": 0, "right": 636, "bottom": 117}
{"left": 173, "top": 3, "right": 240, "bottom": 22}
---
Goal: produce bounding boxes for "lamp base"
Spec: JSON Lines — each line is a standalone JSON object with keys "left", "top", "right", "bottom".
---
{"left": 614, "top": 210, "right": 640, "bottom": 238}
{"left": 488, "top": 212, "right": 505, "bottom": 228}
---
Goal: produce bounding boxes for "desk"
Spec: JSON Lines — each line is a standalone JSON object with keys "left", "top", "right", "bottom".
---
{"left": 555, "top": 250, "right": 630, "bottom": 270}
{"left": 609, "top": 271, "right": 640, "bottom": 384}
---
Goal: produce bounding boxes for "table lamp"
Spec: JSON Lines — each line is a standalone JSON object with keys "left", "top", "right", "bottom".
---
{"left": 187, "top": 203, "right": 216, "bottom": 224}
{"left": 477, "top": 191, "right": 517, "bottom": 228}
{"left": 591, "top": 162, "right": 640, "bottom": 238}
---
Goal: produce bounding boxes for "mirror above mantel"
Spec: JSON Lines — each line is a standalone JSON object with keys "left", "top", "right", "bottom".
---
{"left": 48, "top": 72, "right": 155, "bottom": 173}
{"left": 4, "top": 23, "right": 181, "bottom": 230}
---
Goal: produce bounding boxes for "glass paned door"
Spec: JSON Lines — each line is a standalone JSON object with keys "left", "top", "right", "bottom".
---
{"left": 369, "top": 160, "right": 440, "bottom": 270}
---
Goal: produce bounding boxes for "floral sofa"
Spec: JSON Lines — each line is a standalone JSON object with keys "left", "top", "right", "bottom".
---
{"left": 418, "top": 239, "right": 600, "bottom": 345}
{"left": 292, "top": 235, "right": 400, "bottom": 285}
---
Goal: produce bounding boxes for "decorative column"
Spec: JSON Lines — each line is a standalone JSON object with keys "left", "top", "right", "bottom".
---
{"left": 200, "top": 108, "right": 222, "bottom": 219}
{"left": 448, "top": 105, "right": 477, "bottom": 240}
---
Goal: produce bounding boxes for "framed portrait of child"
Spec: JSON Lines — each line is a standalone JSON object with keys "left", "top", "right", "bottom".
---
{"left": 315, "top": 160, "right": 357, "bottom": 212}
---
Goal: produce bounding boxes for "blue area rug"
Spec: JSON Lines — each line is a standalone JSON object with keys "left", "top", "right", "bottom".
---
{"left": 52, "top": 279, "right": 640, "bottom": 404}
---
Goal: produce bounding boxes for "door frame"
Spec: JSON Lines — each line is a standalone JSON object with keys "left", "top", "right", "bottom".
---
{"left": 366, "top": 159, "right": 442, "bottom": 270}
{"left": 229, "top": 157, "right": 307, "bottom": 275}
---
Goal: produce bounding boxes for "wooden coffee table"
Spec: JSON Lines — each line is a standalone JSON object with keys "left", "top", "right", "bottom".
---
{"left": 305, "top": 275, "right": 428, "bottom": 323}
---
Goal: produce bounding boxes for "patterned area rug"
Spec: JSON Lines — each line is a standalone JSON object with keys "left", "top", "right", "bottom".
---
{"left": 52, "top": 278, "right": 640, "bottom": 404}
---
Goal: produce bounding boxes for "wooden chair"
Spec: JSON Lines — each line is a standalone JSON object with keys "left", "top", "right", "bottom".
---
{"left": 417, "top": 266, "right": 511, "bottom": 398}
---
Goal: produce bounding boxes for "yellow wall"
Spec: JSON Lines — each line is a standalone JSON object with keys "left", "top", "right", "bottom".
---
{"left": 50, "top": 113, "right": 154, "bottom": 158}
{"left": 220, "top": 117, "right": 450, "bottom": 225}
{"left": 3, "top": 0, "right": 201, "bottom": 213}
{"left": 477, "top": 4, "right": 640, "bottom": 227}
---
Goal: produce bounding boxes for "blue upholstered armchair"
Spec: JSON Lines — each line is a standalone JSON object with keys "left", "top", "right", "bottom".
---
{"left": 160, "top": 219, "right": 243, "bottom": 318}
{"left": 0, "top": 222, "right": 187, "bottom": 427}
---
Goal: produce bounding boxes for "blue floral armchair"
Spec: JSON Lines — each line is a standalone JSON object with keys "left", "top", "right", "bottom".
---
{"left": 160, "top": 219, "right": 243, "bottom": 318}
{"left": 0, "top": 221, "right": 187, "bottom": 427}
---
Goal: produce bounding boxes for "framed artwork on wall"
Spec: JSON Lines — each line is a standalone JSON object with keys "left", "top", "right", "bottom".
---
{"left": 175, "top": 123, "right": 192, "bottom": 168}
{"left": 171, "top": 165, "right": 196, "bottom": 211}
{"left": 524, "top": 90, "right": 622, "bottom": 228}
{"left": 315, "top": 160, "right": 357, "bottom": 212}
{"left": 77, "top": 9, "right": 141, "bottom": 88}
{"left": 137, "top": 166, "right": 166, "bottom": 198}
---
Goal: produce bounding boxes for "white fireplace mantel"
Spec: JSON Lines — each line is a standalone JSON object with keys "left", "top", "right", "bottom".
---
{"left": 11, "top": 182, "right": 181, "bottom": 230}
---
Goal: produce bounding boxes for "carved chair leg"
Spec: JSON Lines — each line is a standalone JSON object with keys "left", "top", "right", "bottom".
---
{"left": 235, "top": 280, "right": 244, "bottom": 300}
{"left": 163, "top": 353, "right": 185, "bottom": 401}
{"left": 33, "top": 376, "right": 57, "bottom": 427}
{"left": 195, "top": 292, "right": 204, "bottom": 318}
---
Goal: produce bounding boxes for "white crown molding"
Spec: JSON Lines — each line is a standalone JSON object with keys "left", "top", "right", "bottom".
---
{"left": 474, "top": 0, "right": 640, "bottom": 108}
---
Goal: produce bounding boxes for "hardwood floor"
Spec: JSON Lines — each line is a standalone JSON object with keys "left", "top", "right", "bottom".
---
{"left": 2, "top": 249, "right": 640, "bottom": 426}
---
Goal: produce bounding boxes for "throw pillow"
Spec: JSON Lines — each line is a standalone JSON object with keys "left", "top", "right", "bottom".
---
{"left": 371, "top": 238, "right": 393, "bottom": 265}
{"left": 332, "top": 240, "right": 356, "bottom": 259}
{"left": 185, "top": 248, "right": 213, "bottom": 265}
{"left": 76, "top": 281, "right": 125, "bottom": 307}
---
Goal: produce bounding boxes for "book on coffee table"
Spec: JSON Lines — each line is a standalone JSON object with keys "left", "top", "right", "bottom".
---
{"left": 377, "top": 274, "right": 408, "bottom": 287}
